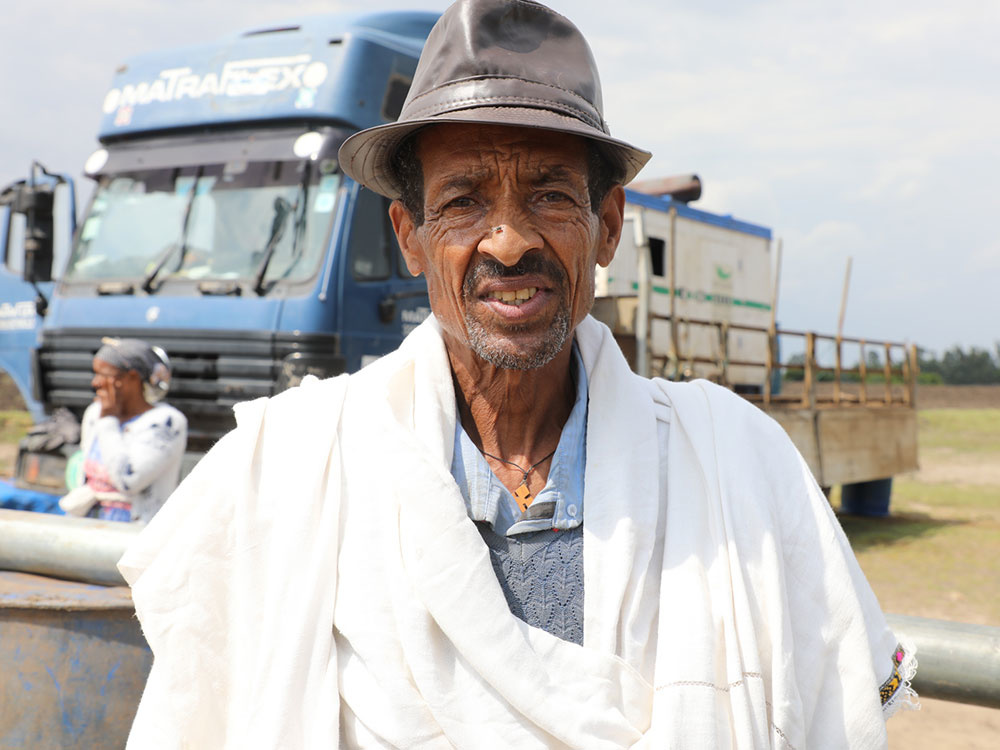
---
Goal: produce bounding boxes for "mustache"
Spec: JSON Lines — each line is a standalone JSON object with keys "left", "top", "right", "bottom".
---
{"left": 462, "top": 254, "right": 567, "bottom": 297}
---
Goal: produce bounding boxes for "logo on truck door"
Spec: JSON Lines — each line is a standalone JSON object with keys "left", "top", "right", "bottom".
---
{"left": 0, "top": 301, "right": 35, "bottom": 330}
{"left": 401, "top": 306, "right": 431, "bottom": 335}
{"left": 103, "top": 56, "right": 330, "bottom": 123}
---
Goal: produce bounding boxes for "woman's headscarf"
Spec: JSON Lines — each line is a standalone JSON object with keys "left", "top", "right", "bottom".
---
{"left": 95, "top": 337, "right": 172, "bottom": 403}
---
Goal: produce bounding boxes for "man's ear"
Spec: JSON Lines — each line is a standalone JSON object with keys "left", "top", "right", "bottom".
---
{"left": 389, "top": 200, "right": 425, "bottom": 277}
{"left": 596, "top": 184, "right": 625, "bottom": 268}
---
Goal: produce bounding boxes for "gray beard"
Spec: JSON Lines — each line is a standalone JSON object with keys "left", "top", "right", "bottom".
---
{"left": 464, "top": 305, "right": 570, "bottom": 370}
{"left": 460, "top": 254, "right": 572, "bottom": 370}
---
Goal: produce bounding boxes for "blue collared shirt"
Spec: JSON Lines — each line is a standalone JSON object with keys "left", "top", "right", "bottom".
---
{"left": 451, "top": 344, "right": 588, "bottom": 536}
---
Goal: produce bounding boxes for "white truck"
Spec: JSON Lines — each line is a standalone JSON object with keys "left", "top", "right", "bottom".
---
{"left": 598, "top": 177, "right": 918, "bottom": 513}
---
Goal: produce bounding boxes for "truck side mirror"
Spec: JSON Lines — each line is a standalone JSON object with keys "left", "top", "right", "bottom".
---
{"left": 1, "top": 162, "right": 73, "bottom": 287}
{"left": 11, "top": 184, "right": 56, "bottom": 283}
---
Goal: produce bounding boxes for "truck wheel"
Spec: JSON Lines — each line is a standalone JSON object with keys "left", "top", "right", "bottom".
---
{"left": 839, "top": 478, "right": 893, "bottom": 517}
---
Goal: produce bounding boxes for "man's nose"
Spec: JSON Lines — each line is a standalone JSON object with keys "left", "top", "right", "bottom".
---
{"left": 477, "top": 214, "right": 543, "bottom": 268}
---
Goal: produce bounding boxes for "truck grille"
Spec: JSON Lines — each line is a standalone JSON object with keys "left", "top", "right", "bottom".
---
{"left": 35, "top": 327, "right": 343, "bottom": 451}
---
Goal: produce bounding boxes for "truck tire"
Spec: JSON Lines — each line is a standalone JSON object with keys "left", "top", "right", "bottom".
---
{"left": 839, "top": 477, "right": 893, "bottom": 517}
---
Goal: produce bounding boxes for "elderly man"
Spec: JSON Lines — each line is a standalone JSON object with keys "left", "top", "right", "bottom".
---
{"left": 121, "top": 1, "right": 915, "bottom": 747}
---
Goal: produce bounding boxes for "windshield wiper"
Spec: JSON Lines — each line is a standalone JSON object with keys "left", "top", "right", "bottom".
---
{"left": 142, "top": 169, "right": 202, "bottom": 294}
{"left": 254, "top": 161, "right": 314, "bottom": 292}
{"left": 270, "top": 163, "right": 314, "bottom": 284}
{"left": 141, "top": 241, "right": 181, "bottom": 293}
{"left": 251, "top": 196, "right": 293, "bottom": 295}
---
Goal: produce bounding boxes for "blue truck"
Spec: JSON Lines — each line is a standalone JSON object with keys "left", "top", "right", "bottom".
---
{"left": 1, "top": 11, "right": 440, "bottom": 492}
{"left": 1, "top": 13, "right": 444, "bottom": 744}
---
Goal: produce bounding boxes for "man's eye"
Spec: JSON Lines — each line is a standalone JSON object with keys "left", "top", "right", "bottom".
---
{"left": 443, "top": 196, "right": 476, "bottom": 210}
{"left": 539, "top": 191, "right": 572, "bottom": 204}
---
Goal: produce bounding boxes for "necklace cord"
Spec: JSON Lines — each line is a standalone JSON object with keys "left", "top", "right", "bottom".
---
{"left": 481, "top": 448, "right": 556, "bottom": 484}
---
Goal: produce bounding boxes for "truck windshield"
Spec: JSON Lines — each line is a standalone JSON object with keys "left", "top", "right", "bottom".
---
{"left": 63, "top": 160, "right": 338, "bottom": 286}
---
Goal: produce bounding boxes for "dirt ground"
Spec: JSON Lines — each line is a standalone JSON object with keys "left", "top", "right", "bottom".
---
{"left": 916, "top": 384, "right": 1000, "bottom": 409}
{"left": 911, "top": 453, "right": 1000, "bottom": 486}
{"left": 0, "top": 372, "right": 25, "bottom": 412}
{"left": 0, "top": 444, "right": 14, "bottom": 476}
{"left": 888, "top": 697, "right": 1000, "bottom": 749}
{"left": 777, "top": 382, "right": 1000, "bottom": 410}
{"left": 862, "top": 399, "right": 1000, "bottom": 748}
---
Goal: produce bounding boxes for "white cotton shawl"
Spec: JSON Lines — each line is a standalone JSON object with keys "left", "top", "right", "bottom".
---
{"left": 120, "top": 315, "right": 912, "bottom": 749}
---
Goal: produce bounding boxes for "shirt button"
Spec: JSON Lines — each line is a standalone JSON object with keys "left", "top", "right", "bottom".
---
{"left": 567, "top": 504, "right": 578, "bottom": 517}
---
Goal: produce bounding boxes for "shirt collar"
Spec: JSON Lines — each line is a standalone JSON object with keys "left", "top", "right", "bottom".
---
{"left": 450, "top": 341, "right": 588, "bottom": 536}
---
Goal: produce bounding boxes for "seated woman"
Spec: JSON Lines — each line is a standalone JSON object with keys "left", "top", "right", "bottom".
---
{"left": 62, "top": 337, "right": 187, "bottom": 523}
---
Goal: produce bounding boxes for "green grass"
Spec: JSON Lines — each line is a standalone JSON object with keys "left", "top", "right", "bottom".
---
{"left": 838, "top": 407, "right": 1000, "bottom": 625}
{"left": 916, "top": 408, "right": 1000, "bottom": 453}
{"left": 0, "top": 410, "right": 32, "bottom": 477}
{"left": 0, "top": 410, "right": 31, "bottom": 445}
{"left": 847, "top": 501, "right": 1000, "bottom": 623}
{"left": 893, "top": 479, "right": 1000, "bottom": 512}
{"left": 838, "top": 506, "right": 967, "bottom": 552}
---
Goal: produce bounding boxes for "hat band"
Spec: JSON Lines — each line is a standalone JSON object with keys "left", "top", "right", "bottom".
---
{"left": 401, "top": 76, "right": 608, "bottom": 134}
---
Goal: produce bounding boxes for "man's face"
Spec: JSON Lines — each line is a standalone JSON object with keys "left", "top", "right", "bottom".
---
{"left": 391, "top": 124, "right": 624, "bottom": 370}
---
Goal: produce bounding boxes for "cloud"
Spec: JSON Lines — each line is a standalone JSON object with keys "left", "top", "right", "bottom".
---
{"left": 694, "top": 176, "right": 781, "bottom": 225}
{"left": 1, "top": 0, "right": 996, "bottom": 354}
{"left": 965, "top": 241, "right": 1000, "bottom": 273}
{"left": 802, "top": 220, "right": 867, "bottom": 252}
{"left": 859, "top": 158, "right": 931, "bottom": 201}
{"left": 859, "top": 2, "right": 1000, "bottom": 48}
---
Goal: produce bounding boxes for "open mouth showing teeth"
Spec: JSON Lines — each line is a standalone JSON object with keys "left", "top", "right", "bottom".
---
{"left": 487, "top": 287, "right": 538, "bottom": 306}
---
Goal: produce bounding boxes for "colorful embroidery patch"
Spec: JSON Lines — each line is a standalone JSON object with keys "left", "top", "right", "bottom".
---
{"left": 879, "top": 644, "right": 906, "bottom": 705}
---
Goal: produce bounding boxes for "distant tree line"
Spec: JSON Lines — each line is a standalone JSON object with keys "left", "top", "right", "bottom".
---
{"left": 917, "top": 345, "right": 1000, "bottom": 385}
{"left": 782, "top": 344, "right": 1000, "bottom": 385}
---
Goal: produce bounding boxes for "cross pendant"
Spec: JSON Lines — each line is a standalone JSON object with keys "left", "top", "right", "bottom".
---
{"left": 513, "top": 482, "right": 533, "bottom": 512}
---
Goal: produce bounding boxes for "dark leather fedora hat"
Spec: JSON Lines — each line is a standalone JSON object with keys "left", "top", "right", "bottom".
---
{"left": 338, "top": 0, "right": 651, "bottom": 199}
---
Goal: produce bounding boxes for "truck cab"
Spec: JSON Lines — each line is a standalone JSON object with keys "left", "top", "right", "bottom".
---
{"left": 3, "top": 12, "right": 437, "bottom": 472}
{"left": 0, "top": 167, "right": 76, "bottom": 422}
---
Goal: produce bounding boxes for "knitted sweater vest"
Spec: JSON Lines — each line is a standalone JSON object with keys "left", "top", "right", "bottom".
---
{"left": 476, "top": 523, "right": 584, "bottom": 645}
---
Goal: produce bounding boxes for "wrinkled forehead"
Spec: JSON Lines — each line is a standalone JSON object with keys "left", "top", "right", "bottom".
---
{"left": 415, "top": 123, "right": 590, "bottom": 183}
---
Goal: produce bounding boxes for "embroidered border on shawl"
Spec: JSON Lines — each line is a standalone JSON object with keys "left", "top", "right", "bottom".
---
{"left": 654, "top": 671, "right": 762, "bottom": 693}
{"left": 765, "top": 702, "right": 799, "bottom": 750}
{"left": 880, "top": 641, "right": 920, "bottom": 716}
{"left": 879, "top": 644, "right": 906, "bottom": 705}
{"left": 653, "top": 678, "right": 798, "bottom": 750}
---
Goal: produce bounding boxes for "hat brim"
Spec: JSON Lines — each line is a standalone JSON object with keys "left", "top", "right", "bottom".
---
{"left": 338, "top": 106, "right": 651, "bottom": 199}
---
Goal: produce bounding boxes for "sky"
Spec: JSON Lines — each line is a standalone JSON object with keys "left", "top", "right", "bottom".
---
{"left": 2, "top": 0, "right": 997, "bottom": 357}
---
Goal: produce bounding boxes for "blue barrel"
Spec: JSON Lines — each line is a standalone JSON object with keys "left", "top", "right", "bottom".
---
{"left": 0, "top": 571, "right": 151, "bottom": 749}
{"left": 840, "top": 477, "right": 893, "bottom": 517}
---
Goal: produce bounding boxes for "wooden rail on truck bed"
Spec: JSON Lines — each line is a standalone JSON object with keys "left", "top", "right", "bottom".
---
{"left": 591, "top": 295, "right": 920, "bottom": 488}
